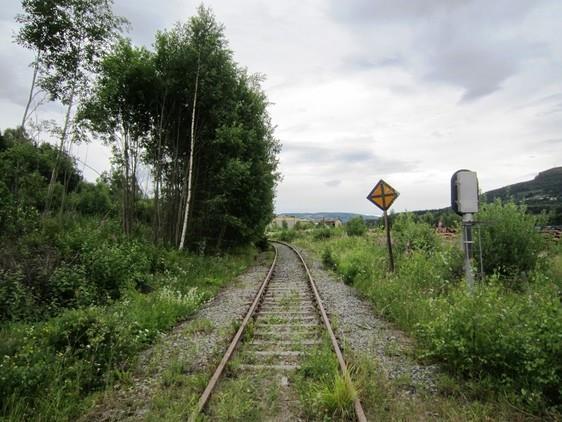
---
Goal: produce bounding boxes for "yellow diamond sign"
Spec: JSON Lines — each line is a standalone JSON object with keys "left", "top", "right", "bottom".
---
{"left": 367, "top": 179, "right": 399, "bottom": 211}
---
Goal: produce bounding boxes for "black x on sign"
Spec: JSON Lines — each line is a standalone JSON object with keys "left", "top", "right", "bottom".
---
{"left": 366, "top": 179, "right": 399, "bottom": 211}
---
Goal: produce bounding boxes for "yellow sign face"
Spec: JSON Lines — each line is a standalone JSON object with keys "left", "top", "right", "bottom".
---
{"left": 367, "top": 179, "right": 399, "bottom": 211}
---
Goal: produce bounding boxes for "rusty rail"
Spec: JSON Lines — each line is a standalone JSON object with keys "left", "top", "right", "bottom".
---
{"left": 276, "top": 241, "right": 368, "bottom": 422}
{"left": 190, "top": 241, "right": 367, "bottom": 422}
{"left": 188, "top": 245, "right": 278, "bottom": 422}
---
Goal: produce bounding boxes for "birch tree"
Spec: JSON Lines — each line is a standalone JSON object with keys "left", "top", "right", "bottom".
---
{"left": 78, "top": 39, "right": 155, "bottom": 235}
{"left": 16, "top": 0, "right": 125, "bottom": 212}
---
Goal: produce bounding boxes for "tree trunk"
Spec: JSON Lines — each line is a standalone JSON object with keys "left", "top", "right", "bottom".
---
{"left": 58, "top": 168, "right": 70, "bottom": 219}
{"left": 21, "top": 52, "right": 40, "bottom": 129}
{"left": 216, "top": 223, "right": 227, "bottom": 251}
{"left": 153, "top": 96, "right": 166, "bottom": 243}
{"left": 122, "top": 129, "right": 131, "bottom": 236}
{"left": 173, "top": 121, "right": 183, "bottom": 246}
{"left": 45, "top": 81, "right": 77, "bottom": 213}
{"left": 179, "top": 58, "right": 200, "bottom": 250}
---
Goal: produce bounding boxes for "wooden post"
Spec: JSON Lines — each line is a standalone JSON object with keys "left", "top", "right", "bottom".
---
{"left": 383, "top": 209, "right": 394, "bottom": 272}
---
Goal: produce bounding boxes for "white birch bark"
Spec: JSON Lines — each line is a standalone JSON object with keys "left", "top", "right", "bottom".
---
{"left": 179, "top": 58, "right": 200, "bottom": 250}
{"left": 21, "top": 52, "right": 40, "bottom": 129}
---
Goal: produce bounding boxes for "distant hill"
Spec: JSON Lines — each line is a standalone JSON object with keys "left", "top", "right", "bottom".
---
{"left": 278, "top": 212, "right": 378, "bottom": 223}
{"left": 484, "top": 167, "right": 562, "bottom": 217}
{"left": 279, "top": 168, "right": 562, "bottom": 226}
{"left": 409, "top": 167, "right": 562, "bottom": 224}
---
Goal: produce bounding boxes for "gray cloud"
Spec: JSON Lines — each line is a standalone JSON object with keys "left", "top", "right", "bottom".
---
{"left": 325, "top": 179, "right": 341, "bottom": 187}
{"left": 0, "top": 53, "right": 29, "bottom": 106}
{"left": 424, "top": 42, "right": 524, "bottom": 101}
{"left": 2, "top": 0, "right": 561, "bottom": 214}
{"left": 282, "top": 141, "right": 415, "bottom": 174}
{"left": 330, "top": 0, "right": 537, "bottom": 25}
{"left": 329, "top": 0, "right": 549, "bottom": 100}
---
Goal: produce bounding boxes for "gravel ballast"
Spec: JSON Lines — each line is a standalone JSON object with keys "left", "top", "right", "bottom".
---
{"left": 295, "top": 246, "right": 440, "bottom": 395}
{"left": 81, "top": 253, "right": 271, "bottom": 421}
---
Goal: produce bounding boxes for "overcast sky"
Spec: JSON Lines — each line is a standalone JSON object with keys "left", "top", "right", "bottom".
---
{"left": 1, "top": 0, "right": 561, "bottom": 215}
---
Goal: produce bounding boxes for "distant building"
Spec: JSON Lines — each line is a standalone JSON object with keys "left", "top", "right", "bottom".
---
{"left": 270, "top": 215, "right": 310, "bottom": 229}
{"left": 321, "top": 218, "right": 342, "bottom": 228}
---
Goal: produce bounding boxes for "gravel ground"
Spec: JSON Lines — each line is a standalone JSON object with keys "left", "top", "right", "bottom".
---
{"left": 295, "top": 246, "right": 440, "bottom": 395}
{"left": 81, "top": 253, "right": 272, "bottom": 421}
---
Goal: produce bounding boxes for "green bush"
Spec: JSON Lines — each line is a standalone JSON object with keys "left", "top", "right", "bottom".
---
{"left": 392, "top": 213, "right": 438, "bottom": 254}
{"left": 48, "top": 265, "right": 96, "bottom": 310}
{"left": 478, "top": 200, "right": 544, "bottom": 276}
{"left": 278, "top": 229, "right": 297, "bottom": 242}
{"left": 0, "top": 247, "right": 250, "bottom": 419}
{"left": 294, "top": 223, "right": 559, "bottom": 414}
{"left": 345, "top": 216, "right": 367, "bottom": 236}
{"left": 0, "top": 270, "right": 35, "bottom": 321}
{"left": 70, "top": 181, "right": 113, "bottom": 216}
{"left": 313, "top": 227, "right": 333, "bottom": 240}
{"left": 418, "top": 280, "right": 562, "bottom": 412}
{"left": 321, "top": 248, "right": 336, "bottom": 270}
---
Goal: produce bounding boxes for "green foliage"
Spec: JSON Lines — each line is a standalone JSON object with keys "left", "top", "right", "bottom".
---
{"left": 418, "top": 280, "right": 562, "bottom": 412}
{"left": 321, "top": 247, "right": 336, "bottom": 270}
{"left": 277, "top": 229, "right": 297, "bottom": 242}
{"left": 313, "top": 226, "right": 334, "bottom": 240}
{"left": 80, "top": 7, "right": 280, "bottom": 249}
{"left": 0, "top": 129, "right": 80, "bottom": 216}
{"left": 393, "top": 213, "right": 438, "bottom": 254}
{"left": 345, "top": 216, "right": 367, "bottom": 236}
{"left": 295, "top": 338, "right": 355, "bottom": 420}
{"left": 0, "top": 270, "right": 34, "bottom": 321}
{"left": 478, "top": 200, "right": 544, "bottom": 276}
{"left": 16, "top": 0, "right": 126, "bottom": 104}
{"left": 294, "top": 218, "right": 559, "bottom": 414}
{"left": 0, "top": 245, "right": 253, "bottom": 419}
{"left": 70, "top": 180, "right": 113, "bottom": 216}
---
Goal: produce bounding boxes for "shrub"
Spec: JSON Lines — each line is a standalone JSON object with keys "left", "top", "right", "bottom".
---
{"left": 418, "top": 281, "right": 562, "bottom": 412}
{"left": 313, "top": 227, "right": 333, "bottom": 240}
{"left": 321, "top": 248, "right": 336, "bottom": 270}
{"left": 345, "top": 216, "right": 367, "bottom": 236}
{"left": 478, "top": 200, "right": 544, "bottom": 276}
{"left": 48, "top": 264, "right": 96, "bottom": 310}
{"left": 0, "top": 270, "right": 35, "bottom": 320}
{"left": 278, "top": 229, "right": 296, "bottom": 242}
{"left": 71, "top": 181, "right": 113, "bottom": 216}
{"left": 392, "top": 213, "right": 438, "bottom": 254}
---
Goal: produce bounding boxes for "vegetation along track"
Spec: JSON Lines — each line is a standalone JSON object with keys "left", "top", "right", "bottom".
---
{"left": 189, "top": 241, "right": 366, "bottom": 421}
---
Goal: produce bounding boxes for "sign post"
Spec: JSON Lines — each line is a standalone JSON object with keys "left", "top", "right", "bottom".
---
{"left": 367, "top": 179, "right": 399, "bottom": 272}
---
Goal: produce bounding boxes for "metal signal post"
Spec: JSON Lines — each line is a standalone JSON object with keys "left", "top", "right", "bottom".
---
{"left": 462, "top": 213, "right": 475, "bottom": 290}
{"left": 451, "top": 170, "right": 479, "bottom": 292}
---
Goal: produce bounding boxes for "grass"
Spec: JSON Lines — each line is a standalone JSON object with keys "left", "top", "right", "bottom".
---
{"left": 350, "top": 352, "right": 536, "bottom": 421}
{"left": 0, "top": 246, "right": 256, "bottom": 421}
{"left": 288, "top": 222, "right": 562, "bottom": 418}
{"left": 184, "top": 318, "right": 215, "bottom": 335}
{"left": 292, "top": 335, "right": 356, "bottom": 420}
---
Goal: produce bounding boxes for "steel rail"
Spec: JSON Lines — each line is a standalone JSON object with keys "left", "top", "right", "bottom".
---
{"left": 188, "top": 245, "right": 278, "bottom": 422}
{"left": 275, "top": 240, "right": 368, "bottom": 422}
{"left": 190, "top": 241, "right": 367, "bottom": 422}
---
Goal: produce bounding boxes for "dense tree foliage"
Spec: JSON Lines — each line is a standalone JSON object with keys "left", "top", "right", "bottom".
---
{"left": 1, "top": 4, "right": 279, "bottom": 323}
{"left": 80, "top": 6, "right": 279, "bottom": 250}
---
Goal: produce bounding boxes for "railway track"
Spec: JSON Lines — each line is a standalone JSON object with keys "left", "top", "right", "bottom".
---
{"left": 189, "top": 241, "right": 366, "bottom": 421}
